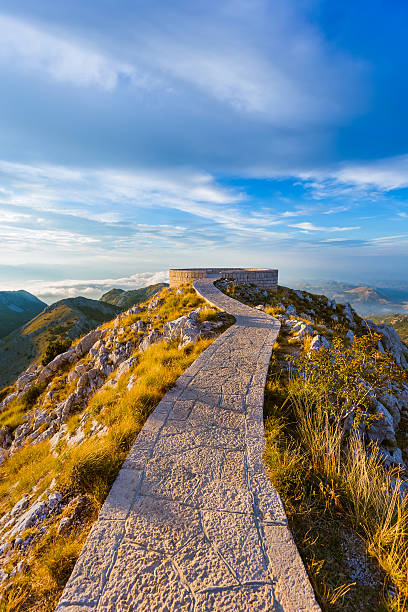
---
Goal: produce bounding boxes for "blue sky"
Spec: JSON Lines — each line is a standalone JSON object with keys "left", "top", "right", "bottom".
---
{"left": 0, "top": 0, "right": 407, "bottom": 301}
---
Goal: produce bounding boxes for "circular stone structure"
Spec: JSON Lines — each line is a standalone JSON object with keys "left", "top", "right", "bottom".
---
{"left": 169, "top": 268, "right": 278, "bottom": 291}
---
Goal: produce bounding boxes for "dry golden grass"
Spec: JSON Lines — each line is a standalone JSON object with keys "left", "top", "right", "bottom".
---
{"left": 0, "top": 337, "right": 214, "bottom": 610}
{"left": 265, "top": 370, "right": 408, "bottom": 611}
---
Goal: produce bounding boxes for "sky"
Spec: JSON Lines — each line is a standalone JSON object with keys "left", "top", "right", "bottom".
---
{"left": 0, "top": 0, "right": 407, "bottom": 302}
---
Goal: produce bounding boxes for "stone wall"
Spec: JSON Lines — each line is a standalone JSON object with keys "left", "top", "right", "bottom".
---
{"left": 169, "top": 268, "right": 278, "bottom": 291}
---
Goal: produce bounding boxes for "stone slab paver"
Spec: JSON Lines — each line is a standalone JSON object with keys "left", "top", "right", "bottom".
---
{"left": 56, "top": 278, "right": 320, "bottom": 611}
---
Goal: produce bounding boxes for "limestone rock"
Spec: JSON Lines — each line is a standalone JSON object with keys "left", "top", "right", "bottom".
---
{"left": 291, "top": 322, "right": 313, "bottom": 340}
{"left": 367, "top": 401, "right": 397, "bottom": 447}
{"left": 309, "top": 335, "right": 330, "bottom": 351}
{"left": 343, "top": 303, "right": 356, "bottom": 328}
{"left": 346, "top": 330, "right": 355, "bottom": 344}
{"left": 376, "top": 324, "right": 408, "bottom": 370}
{"left": 139, "top": 330, "right": 162, "bottom": 352}
{"left": 286, "top": 304, "right": 296, "bottom": 317}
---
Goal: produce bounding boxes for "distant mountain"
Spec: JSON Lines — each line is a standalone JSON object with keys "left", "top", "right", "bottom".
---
{"left": 343, "top": 286, "right": 389, "bottom": 304}
{"left": 370, "top": 313, "right": 408, "bottom": 344}
{"left": 0, "top": 290, "right": 46, "bottom": 338}
{"left": 100, "top": 283, "right": 168, "bottom": 310}
{"left": 0, "top": 296, "right": 120, "bottom": 388}
{"left": 293, "top": 280, "right": 408, "bottom": 316}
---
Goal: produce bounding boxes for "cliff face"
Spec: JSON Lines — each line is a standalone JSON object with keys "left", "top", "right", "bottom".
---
{"left": 0, "top": 284, "right": 229, "bottom": 609}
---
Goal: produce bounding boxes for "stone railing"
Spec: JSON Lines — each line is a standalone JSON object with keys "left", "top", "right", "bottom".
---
{"left": 56, "top": 278, "right": 319, "bottom": 611}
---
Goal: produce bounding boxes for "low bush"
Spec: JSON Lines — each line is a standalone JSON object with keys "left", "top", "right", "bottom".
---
{"left": 41, "top": 338, "right": 72, "bottom": 366}
{"left": 197, "top": 307, "right": 218, "bottom": 323}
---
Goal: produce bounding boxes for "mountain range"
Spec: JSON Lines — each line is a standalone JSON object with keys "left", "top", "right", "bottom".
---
{"left": 0, "top": 297, "right": 120, "bottom": 388}
{"left": 0, "top": 283, "right": 170, "bottom": 388}
{"left": 100, "top": 283, "right": 168, "bottom": 309}
{"left": 292, "top": 280, "right": 408, "bottom": 316}
{"left": 1, "top": 278, "right": 407, "bottom": 388}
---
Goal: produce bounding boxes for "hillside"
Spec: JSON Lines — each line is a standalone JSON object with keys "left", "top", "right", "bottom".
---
{"left": 370, "top": 313, "right": 408, "bottom": 344}
{"left": 100, "top": 283, "right": 168, "bottom": 310}
{"left": 0, "top": 297, "right": 120, "bottom": 388}
{"left": 0, "top": 284, "right": 230, "bottom": 609}
{"left": 0, "top": 291, "right": 46, "bottom": 338}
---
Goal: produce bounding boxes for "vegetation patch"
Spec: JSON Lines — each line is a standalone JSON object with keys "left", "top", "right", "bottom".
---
{"left": 264, "top": 331, "right": 408, "bottom": 611}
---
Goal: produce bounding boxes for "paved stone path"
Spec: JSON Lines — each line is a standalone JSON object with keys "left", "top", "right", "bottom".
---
{"left": 56, "top": 279, "right": 320, "bottom": 611}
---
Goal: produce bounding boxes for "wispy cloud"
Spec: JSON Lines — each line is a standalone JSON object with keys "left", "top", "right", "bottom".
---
{"left": 294, "top": 155, "right": 408, "bottom": 196}
{"left": 0, "top": 14, "right": 145, "bottom": 90}
{"left": 0, "top": 160, "right": 291, "bottom": 244}
{"left": 289, "top": 222, "right": 360, "bottom": 232}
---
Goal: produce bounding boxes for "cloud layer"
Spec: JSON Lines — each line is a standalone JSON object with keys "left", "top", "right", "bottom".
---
{"left": 1, "top": 271, "right": 169, "bottom": 303}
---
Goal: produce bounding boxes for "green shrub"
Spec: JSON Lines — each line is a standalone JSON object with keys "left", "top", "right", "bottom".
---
{"left": 42, "top": 338, "right": 72, "bottom": 366}
{"left": 22, "top": 382, "right": 46, "bottom": 410}
{"left": 291, "top": 333, "right": 407, "bottom": 430}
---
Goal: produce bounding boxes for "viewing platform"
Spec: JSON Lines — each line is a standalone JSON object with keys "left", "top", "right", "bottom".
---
{"left": 169, "top": 268, "right": 278, "bottom": 291}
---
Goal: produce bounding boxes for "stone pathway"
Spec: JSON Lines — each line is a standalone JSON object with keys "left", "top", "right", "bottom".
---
{"left": 56, "top": 279, "right": 320, "bottom": 611}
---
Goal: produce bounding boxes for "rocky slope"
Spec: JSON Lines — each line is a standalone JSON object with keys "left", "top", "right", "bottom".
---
{"left": 0, "top": 284, "right": 230, "bottom": 609}
{"left": 100, "top": 283, "right": 168, "bottom": 310}
{"left": 370, "top": 313, "right": 408, "bottom": 344}
{"left": 218, "top": 280, "right": 408, "bottom": 469}
{"left": 0, "top": 291, "right": 46, "bottom": 339}
{"left": 0, "top": 297, "right": 120, "bottom": 389}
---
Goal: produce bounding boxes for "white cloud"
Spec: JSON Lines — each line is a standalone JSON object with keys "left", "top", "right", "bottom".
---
{"left": 0, "top": 225, "right": 98, "bottom": 250}
{"left": 0, "top": 14, "right": 143, "bottom": 90}
{"left": 0, "top": 160, "right": 289, "bottom": 242}
{"left": 296, "top": 154, "right": 408, "bottom": 194}
{"left": 289, "top": 222, "right": 360, "bottom": 232}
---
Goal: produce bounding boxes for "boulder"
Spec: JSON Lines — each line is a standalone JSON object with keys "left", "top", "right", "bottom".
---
{"left": 131, "top": 320, "right": 146, "bottom": 333}
{"left": 139, "top": 330, "right": 162, "bottom": 352}
{"left": 163, "top": 311, "right": 202, "bottom": 347}
{"left": 75, "top": 329, "right": 102, "bottom": 357}
{"left": 38, "top": 348, "right": 74, "bottom": 384}
{"left": 0, "top": 391, "right": 18, "bottom": 413}
{"left": 367, "top": 401, "right": 397, "bottom": 447}
{"left": 378, "top": 391, "right": 405, "bottom": 429}
{"left": 67, "top": 362, "right": 89, "bottom": 383}
{"left": 286, "top": 305, "right": 296, "bottom": 317}
{"left": 346, "top": 330, "right": 355, "bottom": 344}
{"left": 309, "top": 335, "right": 330, "bottom": 351}
{"left": 343, "top": 303, "right": 356, "bottom": 328}
{"left": 292, "top": 322, "right": 313, "bottom": 340}
{"left": 376, "top": 324, "right": 408, "bottom": 370}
